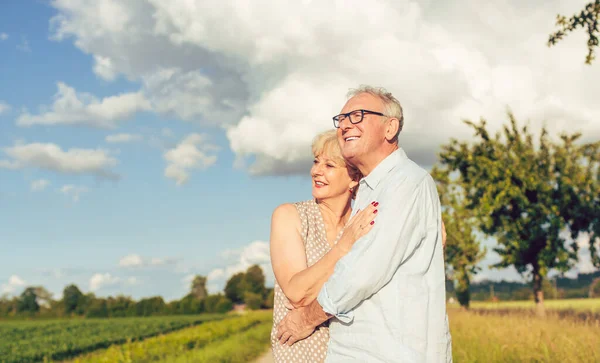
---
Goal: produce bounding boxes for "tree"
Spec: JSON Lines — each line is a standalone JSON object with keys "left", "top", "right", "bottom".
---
{"left": 86, "top": 298, "right": 109, "bottom": 318}
{"left": 243, "top": 265, "right": 267, "bottom": 297}
{"left": 548, "top": 0, "right": 600, "bottom": 64}
{"left": 33, "top": 286, "right": 53, "bottom": 309}
{"left": 437, "top": 111, "right": 600, "bottom": 315}
{"left": 224, "top": 273, "right": 245, "bottom": 304}
{"left": 17, "top": 287, "right": 39, "bottom": 313}
{"left": 190, "top": 275, "right": 208, "bottom": 300}
{"left": 431, "top": 166, "right": 487, "bottom": 309}
{"left": 63, "top": 284, "right": 85, "bottom": 315}
{"left": 243, "top": 292, "right": 263, "bottom": 310}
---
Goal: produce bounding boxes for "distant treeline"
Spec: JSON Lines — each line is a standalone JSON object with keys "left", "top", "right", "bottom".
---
{"left": 0, "top": 265, "right": 274, "bottom": 319}
{"left": 447, "top": 271, "right": 600, "bottom": 301}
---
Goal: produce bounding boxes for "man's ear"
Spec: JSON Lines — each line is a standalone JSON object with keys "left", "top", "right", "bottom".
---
{"left": 385, "top": 118, "right": 400, "bottom": 141}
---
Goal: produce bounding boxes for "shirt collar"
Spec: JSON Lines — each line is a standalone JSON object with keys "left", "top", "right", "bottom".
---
{"left": 360, "top": 148, "right": 406, "bottom": 190}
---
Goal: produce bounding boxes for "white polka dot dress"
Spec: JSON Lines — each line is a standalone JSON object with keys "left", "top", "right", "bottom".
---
{"left": 271, "top": 199, "right": 333, "bottom": 363}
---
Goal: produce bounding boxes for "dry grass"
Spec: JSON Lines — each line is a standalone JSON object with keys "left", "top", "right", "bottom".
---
{"left": 449, "top": 307, "right": 600, "bottom": 362}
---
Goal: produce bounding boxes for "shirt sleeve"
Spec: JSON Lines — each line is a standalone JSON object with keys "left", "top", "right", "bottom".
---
{"left": 317, "top": 174, "right": 440, "bottom": 323}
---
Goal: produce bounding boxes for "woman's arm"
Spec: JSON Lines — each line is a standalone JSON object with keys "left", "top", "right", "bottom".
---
{"left": 270, "top": 203, "right": 377, "bottom": 308}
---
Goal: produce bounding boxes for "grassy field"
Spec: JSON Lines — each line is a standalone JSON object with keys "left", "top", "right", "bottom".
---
{"left": 448, "top": 307, "right": 600, "bottom": 362}
{"left": 470, "top": 298, "right": 600, "bottom": 312}
{"left": 66, "top": 311, "right": 272, "bottom": 363}
{"left": 4, "top": 300, "right": 599, "bottom": 363}
{"left": 0, "top": 314, "right": 226, "bottom": 363}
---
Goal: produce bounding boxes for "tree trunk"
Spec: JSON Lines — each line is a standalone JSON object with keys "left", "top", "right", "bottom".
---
{"left": 532, "top": 271, "right": 546, "bottom": 317}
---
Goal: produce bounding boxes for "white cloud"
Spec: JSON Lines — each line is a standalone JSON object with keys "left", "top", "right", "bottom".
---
{"left": 0, "top": 142, "right": 118, "bottom": 179}
{"left": 119, "top": 254, "right": 143, "bottom": 267}
{"left": 17, "top": 82, "right": 151, "bottom": 128}
{"left": 60, "top": 184, "right": 88, "bottom": 202}
{"left": 16, "top": 36, "right": 31, "bottom": 52}
{"left": 0, "top": 101, "right": 10, "bottom": 115}
{"left": 47, "top": 0, "right": 600, "bottom": 175}
{"left": 89, "top": 273, "right": 120, "bottom": 291}
{"left": 1, "top": 275, "right": 26, "bottom": 295}
{"left": 105, "top": 133, "right": 143, "bottom": 143}
{"left": 31, "top": 179, "right": 50, "bottom": 191}
{"left": 206, "top": 240, "right": 273, "bottom": 293}
{"left": 0, "top": 33, "right": 8, "bottom": 41}
{"left": 164, "top": 133, "right": 218, "bottom": 185}
{"left": 119, "top": 254, "right": 175, "bottom": 268}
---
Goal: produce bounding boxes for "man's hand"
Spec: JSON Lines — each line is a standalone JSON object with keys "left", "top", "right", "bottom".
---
{"left": 276, "top": 307, "right": 316, "bottom": 346}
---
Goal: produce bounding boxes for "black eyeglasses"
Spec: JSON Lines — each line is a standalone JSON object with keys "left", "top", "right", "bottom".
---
{"left": 332, "top": 109, "right": 387, "bottom": 128}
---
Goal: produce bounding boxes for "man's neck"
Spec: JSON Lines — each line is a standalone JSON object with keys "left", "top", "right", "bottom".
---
{"left": 355, "top": 144, "right": 399, "bottom": 177}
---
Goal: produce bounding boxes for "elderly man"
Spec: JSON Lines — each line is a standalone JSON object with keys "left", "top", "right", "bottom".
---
{"left": 277, "top": 86, "right": 452, "bottom": 362}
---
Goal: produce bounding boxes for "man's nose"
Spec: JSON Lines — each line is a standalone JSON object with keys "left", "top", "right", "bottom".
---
{"left": 338, "top": 116, "right": 353, "bottom": 130}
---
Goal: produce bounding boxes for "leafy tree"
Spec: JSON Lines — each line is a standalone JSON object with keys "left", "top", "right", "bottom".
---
{"left": 243, "top": 292, "right": 263, "bottom": 310}
{"left": 243, "top": 265, "right": 267, "bottom": 297}
{"left": 590, "top": 277, "right": 600, "bottom": 298}
{"left": 17, "top": 287, "right": 39, "bottom": 313}
{"left": 135, "top": 296, "right": 166, "bottom": 316}
{"left": 63, "top": 284, "right": 85, "bottom": 315}
{"left": 86, "top": 298, "right": 109, "bottom": 318}
{"left": 437, "top": 111, "right": 600, "bottom": 314}
{"left": 204, "top": 294, "right": 233, "bottom": 314}
{"left": 263, "top": 288, "right": 275, "bottom": 309}
{"left": 190, "top": 275, "right": 208, "bottom": 300}
{"left": 548, "top": 0, "right": 600, "bottom": 64}
{"left": 224, "top": 272, "right": 245, "bottom": 304}
{"left": 432, "top": 166, "right": 487, "bottom": 309}
{"left": 107, "top": 295, "right": 135, "bottom": 317}
{"left": 32, "top": 286, "right": 53, "bottom": 309}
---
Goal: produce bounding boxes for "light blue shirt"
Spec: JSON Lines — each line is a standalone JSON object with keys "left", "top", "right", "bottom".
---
{"left": 317, "top": 148, "right": 453, "bottom": 362}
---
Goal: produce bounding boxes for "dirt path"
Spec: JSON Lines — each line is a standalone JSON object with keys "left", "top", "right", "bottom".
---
{"left": 255, "top": 349, "right": 274, "bottom": 363}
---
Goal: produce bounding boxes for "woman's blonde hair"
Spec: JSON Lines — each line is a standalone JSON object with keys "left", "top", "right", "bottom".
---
{"left": 311, "top": 130, "right": 362, "bottom": 183}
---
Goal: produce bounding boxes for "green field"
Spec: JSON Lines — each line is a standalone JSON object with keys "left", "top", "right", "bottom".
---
{"left": 67, "top": 311, "right": 272, "bottom": 363}
{"left": 0, "top": 314, "right": 226, "bottom": 363}
{"left": 469, "top": 298, "right": 600, "bottom": 312}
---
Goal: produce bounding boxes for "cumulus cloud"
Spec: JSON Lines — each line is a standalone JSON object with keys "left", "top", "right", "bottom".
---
{"left": 164, "top": 133, "right": 218, "bottom": 185}
{"left": 0, "top": 33, "right": 8, "bottom": 41}
{"left": 1, "top": 275, "right": 26, "bottom": 295}
{"left": 60, "top": 184, "right": 88, "bottom": 202}
{"left": 47, "top": 0, "right": 600, "bottom": 174}
{"left": 206, "top": 240, "right": 273, "bottom": 293}
{"left": 0, "top": 101, "right": 10, "bottom": 115}
{"left": 31, "top": 179, "right": 50, "bottom": 191}
{"left": 105, "top": 133, "right": 143, "bottom": 143}
{"left": 17, "top": 82, "right": 151, "bottom": 128}
{"left": 89, "top": 273, "right": 121, "bottom": 291}
{"left": 0, "top": 142, "right": 118, "bottom": 179}
{"left": 119, "top": 254, "right": 175, "bottom": 268}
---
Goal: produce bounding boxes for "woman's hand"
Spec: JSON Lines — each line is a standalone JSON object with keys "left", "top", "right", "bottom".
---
{"left": 336, "top": 201, "right": 378, "bottom": 254}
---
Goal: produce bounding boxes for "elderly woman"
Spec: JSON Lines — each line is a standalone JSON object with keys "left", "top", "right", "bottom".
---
{"left": 269, "top": 129, "right": 378, "bottom": 363}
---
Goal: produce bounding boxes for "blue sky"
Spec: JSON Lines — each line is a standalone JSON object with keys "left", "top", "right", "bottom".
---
{"left": 1, "top": 0, "right": 598, "bottom": 301}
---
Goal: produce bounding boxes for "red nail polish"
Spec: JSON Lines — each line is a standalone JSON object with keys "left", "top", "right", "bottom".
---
{"left": 374, "top": 202, "right": 379, "bottom": 207}
{"left": 371, "top": 201, "right": 376, "bottom": 205}
{"left": 373, "top": 209, "right": 378, "bottom": 214}
{"left": 370, "top": 220, "right": 375, "bottom": 225}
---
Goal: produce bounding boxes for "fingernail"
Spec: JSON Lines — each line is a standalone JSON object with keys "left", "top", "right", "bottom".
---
{"left": 371, "top": 201, "right": 376, "bottom": 205}
{"left": 373, "top": 209, "right": 378, "bottom": 214}
{"left": 374, "top": 202, "right": 379, "bottom": 207}
{"left": 370, "top": 220, "right": 375, "bottom": 225}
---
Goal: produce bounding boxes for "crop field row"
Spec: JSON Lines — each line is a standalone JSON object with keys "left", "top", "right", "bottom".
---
{"left": 0, "top": 314, "right": 226, "bottom": 363}
{"left": 66, "top": 311, "right": 273, "bottom": 363}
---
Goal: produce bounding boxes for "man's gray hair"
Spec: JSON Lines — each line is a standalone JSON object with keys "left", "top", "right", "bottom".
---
{"left": 346, "top": 85, "right": 404, "bottom": 139}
